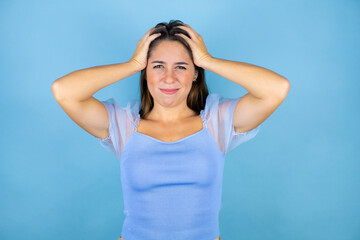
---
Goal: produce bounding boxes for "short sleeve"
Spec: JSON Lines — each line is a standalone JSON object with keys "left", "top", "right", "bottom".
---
{"left": 219, "top": 95, "right": 261, "bottom": 154}
{"left": 204, "top": 93, "right": 261, "bottom": 155}
{"left": 94, "top": 98, "right": 139, "bottom": 159}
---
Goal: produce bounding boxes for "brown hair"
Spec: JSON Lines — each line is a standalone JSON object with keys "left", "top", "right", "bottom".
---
{"left": 139, "top": 20, "right": 209, "bottom": 119}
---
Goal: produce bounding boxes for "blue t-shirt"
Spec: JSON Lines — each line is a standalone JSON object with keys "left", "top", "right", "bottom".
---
{"left": 95, "top": 93, "right": 261, "bottom": 240}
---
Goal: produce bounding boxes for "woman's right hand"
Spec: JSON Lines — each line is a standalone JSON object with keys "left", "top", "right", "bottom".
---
{"left": 128, "top": 27, "right": 162, "bottom": 71}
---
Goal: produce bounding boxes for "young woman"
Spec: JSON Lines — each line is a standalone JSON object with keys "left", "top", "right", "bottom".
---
{"left": 52, "top": 20, "right": 289, "bottom": 240}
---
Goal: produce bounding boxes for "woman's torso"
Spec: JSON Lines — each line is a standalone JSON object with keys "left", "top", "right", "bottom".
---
{"left": 118, "top": 112, "right": 224, "bottom": 240}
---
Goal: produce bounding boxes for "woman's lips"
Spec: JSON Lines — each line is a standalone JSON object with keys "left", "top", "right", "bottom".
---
{"left": 160, "top": 88, "right": 179, "bottom": 95}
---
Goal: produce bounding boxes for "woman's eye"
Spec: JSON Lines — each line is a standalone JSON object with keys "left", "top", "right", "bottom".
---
{"left": 153, "top": 65, "right": 186, "bottom": 70}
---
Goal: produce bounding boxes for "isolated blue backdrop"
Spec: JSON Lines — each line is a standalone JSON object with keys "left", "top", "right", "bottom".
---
{"left": 0, "top": 0, "right": 359, "bottom": 240}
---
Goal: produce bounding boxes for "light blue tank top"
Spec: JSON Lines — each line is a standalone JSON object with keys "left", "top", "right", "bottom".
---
{"left": 95, "top": 93, "right": 261, "bottom": 240}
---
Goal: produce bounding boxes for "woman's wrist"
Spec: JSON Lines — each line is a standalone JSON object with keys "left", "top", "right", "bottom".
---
{"left": 198, "top": 55, "right": 215, "bottom": 70}
{"left": 127, "top": 59, "right": 145, "bottom": 73}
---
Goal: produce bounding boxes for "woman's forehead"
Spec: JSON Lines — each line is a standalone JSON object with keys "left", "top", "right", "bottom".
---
{"left": 150, "top": 41, "right": 191, "bottom": 61}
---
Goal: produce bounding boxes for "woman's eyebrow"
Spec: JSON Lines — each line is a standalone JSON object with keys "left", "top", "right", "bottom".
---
{"left": 151, "top": 60, "right": 189, "bottom": 65}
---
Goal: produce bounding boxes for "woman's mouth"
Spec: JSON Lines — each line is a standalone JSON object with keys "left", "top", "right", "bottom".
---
{"left": 160, "top": 88, "right": 179, "bottom": 95}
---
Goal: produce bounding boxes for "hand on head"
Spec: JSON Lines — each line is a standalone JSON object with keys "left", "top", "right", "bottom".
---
{"left": 174, "top": 24, "right": 212, "bottom": 68}
{"left": 129, "top": 27, "right": 162, "bottom": 71}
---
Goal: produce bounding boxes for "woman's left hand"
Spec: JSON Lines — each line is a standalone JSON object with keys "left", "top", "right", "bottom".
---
{"left": 175, "top": 24, "right": 213, "bottom": 68}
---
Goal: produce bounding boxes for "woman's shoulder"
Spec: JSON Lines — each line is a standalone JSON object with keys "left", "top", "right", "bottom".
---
{"left": 126, "top": 99, "right": 141, "bottom": 112}
{"left": 101, "top": 97, "right": 140, "bottom": 123}
{"left": 204, "top": 93, "right": 222, "bottom": 110}
{"left": 206, "top": 92, "right": 242, "bottom": 107}
{"left": 203, "top": 93, "right": 241, "bottom": 118}
{"left": 200, "top": 93, "right": 222, "bottom": 120}
{"left": 125, "top": 99, "right": 141, "bottom": 123}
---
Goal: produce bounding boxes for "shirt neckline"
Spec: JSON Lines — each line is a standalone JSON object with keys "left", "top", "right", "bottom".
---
{"left": 134, "top": 127, "right": 207, "bottom": 144}
{"left": 133, "top": 109, "right": 207, "bottom": 144}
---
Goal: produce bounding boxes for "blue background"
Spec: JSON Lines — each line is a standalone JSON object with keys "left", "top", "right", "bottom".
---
{"left": 1, "top": 0, "right": 359, "bottom": 239}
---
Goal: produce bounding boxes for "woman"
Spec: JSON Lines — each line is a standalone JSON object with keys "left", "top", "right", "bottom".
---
{"left": 52, "top": 20, "right": 289, "bottom": 240}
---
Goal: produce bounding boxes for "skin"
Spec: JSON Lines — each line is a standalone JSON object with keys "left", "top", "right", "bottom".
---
{"left": 130, "top": 24, "right": 289, "bottom": 135}
{"left": 144, "top": 40, "right": 198, "bottom": 123}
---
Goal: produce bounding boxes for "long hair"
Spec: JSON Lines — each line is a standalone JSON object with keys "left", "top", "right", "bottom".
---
{"left": 139, "top": 20, "right": 209, "bottom": 119}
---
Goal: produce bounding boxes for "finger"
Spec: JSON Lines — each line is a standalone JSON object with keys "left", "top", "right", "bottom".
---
{"left": 146, "top": 27, "right": 156, "bottom": 35}
{"left": 178, "top": 24, "right": 193, "bottom": 30}
{"left": 149, "top": 33, "right": 161, "bottom": 41}
{"left": 175, "top": 32, "right": 189, "bottom": 39}
{"left": 175, "top": 33, "right": 193, "bottom": 46}
{"left": 145, "top": 26, "right": 165, "bottom": 40}
{"left": 147, "top": 25, "right": 165, "bottom": 35}
{"left": 184, "top": 25, "right": 203, "bottom": 40}
{"left": 183, "top": 24, "right": 195, "bottom": 32}
{"left": 143, "top": 29, "right": 160, "bottom": 42}
{"left": 176, "top": 25, "right": 198, "bottom": 39}
{"left": 143, "top": 27, "right": 156, "bottom": 40}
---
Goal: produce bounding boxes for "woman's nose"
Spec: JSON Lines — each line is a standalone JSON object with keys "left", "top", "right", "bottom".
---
{"left": 164, "top": 69, "right": 177, "bottom": 82}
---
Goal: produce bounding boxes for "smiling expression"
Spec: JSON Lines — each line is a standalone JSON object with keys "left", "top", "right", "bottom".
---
{"left": 146, "top": 40, "right": 198, "bottom": 107}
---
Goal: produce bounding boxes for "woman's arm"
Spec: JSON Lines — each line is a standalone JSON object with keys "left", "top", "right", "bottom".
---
{"left": 202, "top": 56, "right": 290, "bottom": 133}
{"left": 52, "top": 26, "right": 161, "bottom": 102}
{"left": 174, "top": 24, "right": 289, "bottom": 99}
{"left": 202, "top": 57, "right": 290, "bottom": 132}
{"left": 200, "top": 57, "right": 290, "bottom": 100}
{"left": 51, "top": 61, "right": 141, "bottom": 140}
{"left": 52, "top": 61, "right": 140, "bottom": 102}
{"left": 51, "top": 27, "right": 161, "bottom": 140}
{"left": 175, "top": 24, "right": 290, "bottom": 133}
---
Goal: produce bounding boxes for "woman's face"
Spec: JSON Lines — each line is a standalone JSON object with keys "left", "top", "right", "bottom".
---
{"left": 146, "top": 40, "right": 198, "bottom": 108}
